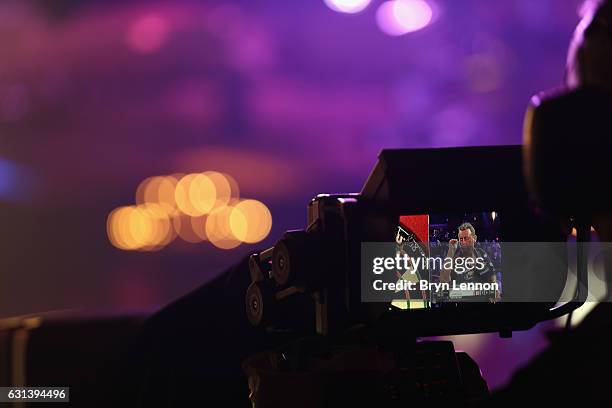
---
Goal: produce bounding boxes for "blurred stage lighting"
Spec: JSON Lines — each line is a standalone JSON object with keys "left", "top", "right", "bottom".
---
{"left": 136, "top": 175, "right": 180, "bottom": 216}
{"left": 206, "top": 205, "right": 242, "bottom": 249}
{"left": 175, "top": 173, "right": 203, "bottom": 217}
{"left": 126, "top": 13, "right": 170, "bottom": 54}
{"left": 173, "top": 213, "right": 207, "bottom": 244}
{"left": 229, "top": 199, "right": 273, "bottom": 244}
{"left": 107, "top": 204, "right": 175, "bottom": 251}
{"left": 376, "top": 0, "right": 433, "bottom": 36}
{"left": 108, "top": 171, "right": 270, "bottom": 251}
{"left": 324, "top": 0, "right": 372, "bottom": 14}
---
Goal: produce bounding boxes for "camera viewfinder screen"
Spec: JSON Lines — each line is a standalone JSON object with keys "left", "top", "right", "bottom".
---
{"left": 392, "top": 212, "right": 501, "bottom": 309}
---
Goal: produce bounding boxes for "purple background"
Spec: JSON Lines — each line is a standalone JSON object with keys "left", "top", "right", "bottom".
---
{"left": 0, "top": 0, "right": 582, "bottom": 389}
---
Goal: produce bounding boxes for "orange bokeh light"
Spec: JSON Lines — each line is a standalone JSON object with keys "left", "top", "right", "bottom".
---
{"left": 107, "top": 204, "right": 175, "bottom": 251}
{"left": 175, "top": 174, "right": 203, "bottom": 216}
{"left": 188, "top": 173, "right": 217, "bottom": 215}
{"left": 229, "top": 199, "right": 272, "bottom": 243}
{"left": 173, "top": 213, "right": 206, "bottom": 243}
{"left": 206, "top": 205, "right": 241, "bottom": 249}
{"left": 109, "top": 170, "right": 258, "bottom": 251}
{"left": 136, "top": 175, "right": 180, "bottom": 216}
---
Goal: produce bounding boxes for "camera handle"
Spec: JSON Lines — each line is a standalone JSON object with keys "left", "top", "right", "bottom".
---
{"left": 543, "top": 219, "right": 590, "bottom": 321}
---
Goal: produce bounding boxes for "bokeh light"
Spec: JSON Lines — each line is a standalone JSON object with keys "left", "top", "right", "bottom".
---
{"left": 376, "top": 0, "right": 433, "bottom": 36}
{"left": 107, "top": 206, "right": 131, "bottom": 250}
{"left": 229, "top": 199, "right": 272, "bottom": 243}
{"left": 157, "top": 176, "right": 181, "bottom": 215}
{"left": 187, "top": 173, "right": 217, "bottom": 215}
{"left": 173, "top": 213, "right": 206, "bottom": 243}
{"left": 206, "top": 205, "right": 242, "bottom": 249}
{"left": 204, "top": 171, "right": 239, "bottom": 209}
{"left": 135, "top": 176, "right": 155, "bottom": 204}
{"left": 190, "top": 215, "right": 209, "bottom": 241}
{"left": 107, "top": 204, "right": 174, "bottom": 251}
{"left": 324, "top": 0, "right": 371, "bottom": 14}
{"left": 221, "top": 172, "right": 240, "bottom": 203}
{"left": 140, "top": 203, "right": 175, "bottom": 250}
{"left": 136, "top": 175, "right": 180, "bottom": 215}
{"left": 465, "top": 55, "right": 501, "bottom": 93}
{"left": 128, "top": 206, "right": 156, "bottom": 249}
{"left": 110, "top": 170, "right": 270, "bottom": 250}
{"left": 176, "top": 172, "right": 239, "bottom": 217}
{"left": 462, "top": 34, "right": 514, "bottom": 95}
{"left": 126, "top": 13, "right": 170, "bottom": 54}
{"left": 175, "top": 173, "right": 204, "bottom": 216}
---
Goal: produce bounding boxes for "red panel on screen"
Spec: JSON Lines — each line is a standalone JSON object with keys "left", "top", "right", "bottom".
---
{"left": 399, "top": 214, "right": 429, "bottom": 244}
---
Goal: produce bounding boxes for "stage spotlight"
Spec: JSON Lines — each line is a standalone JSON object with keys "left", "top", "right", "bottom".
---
{"left": 376, "top": 0, "right": 433, "bottom": 36}
{"left": 324, "top": 0, "right": 371, "bottom": 14}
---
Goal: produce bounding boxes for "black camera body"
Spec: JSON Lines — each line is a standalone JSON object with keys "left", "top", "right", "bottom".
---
{"left": 247, "top": 145, "right": 574, "bottom": 339}
{"left": 242, "top": 145, "right": 591, "bottom": 407}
